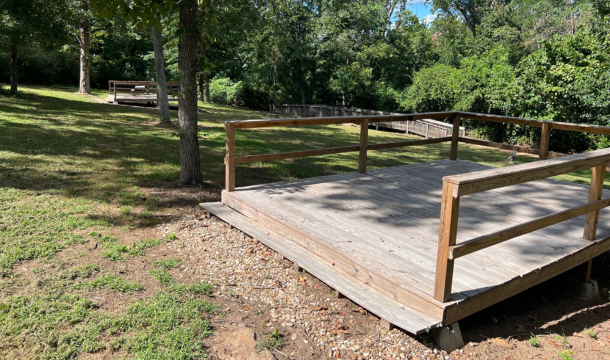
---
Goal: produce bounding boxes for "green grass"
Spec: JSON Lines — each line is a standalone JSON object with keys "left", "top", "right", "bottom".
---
{"left": 1, "top": 85, "right": 608, "bottom": 359}
{"left": 171, "top": 283, "right": 213, "bottom": 295}
{"left": 59, "top": 263, "right": 102, "bottom": 280}
{"left": 0, "top": 292, "right": 217, "bottom": 359}
{"left": 75, "top": 274, "right": 142, "bottom": 292}
{"left": 154, "top": 258, "right": 181, "bottom": 269}
{"left": 150, "top": 269, "right": 175, "bottom": 285}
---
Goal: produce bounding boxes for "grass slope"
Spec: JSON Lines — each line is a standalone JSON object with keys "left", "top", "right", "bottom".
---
{"left": 0, "top": 86, "right": 607, "bottom": 359}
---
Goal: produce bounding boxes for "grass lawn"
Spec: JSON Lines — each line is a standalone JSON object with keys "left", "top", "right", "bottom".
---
{"left": 0, "top": 86, "right": 607, "bottom": 359}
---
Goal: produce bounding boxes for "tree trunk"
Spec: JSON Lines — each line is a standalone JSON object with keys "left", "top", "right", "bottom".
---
{"left": 9, "top": 39, "right": 18, "bottom": 95}
{"left": 205, "top": 73, "right": 210, "bottom": 103}
{"left": 178, "top": 0, "right": 203, "bottom": 185}
{"left": 79, "top": 0, "right": 91, "bottom": 94}
{"left": 152, "top": 21, "right": 171, "bottom": 124}
{"left": 198, "top": 73, "right": 204, "bottom": 101}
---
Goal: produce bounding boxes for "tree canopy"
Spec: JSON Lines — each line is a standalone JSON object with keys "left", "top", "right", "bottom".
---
{"left": 1, "top": 0, "right": 609, "bottom": 152}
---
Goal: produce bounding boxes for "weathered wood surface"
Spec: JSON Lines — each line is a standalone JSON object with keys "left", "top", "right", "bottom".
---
{"left": 217, "top": 159, "right": 610, "bottom": 332}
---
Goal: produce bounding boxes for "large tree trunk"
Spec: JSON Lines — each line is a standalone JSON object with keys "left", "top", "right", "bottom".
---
{"left": 178, "top": 0, "right": 203, "bottom": 185}
{"left": 152, "top": 22, "right": 171, "bottom": 124}
{"left": 79, "top": 0, "right": 91, "bottom": 94}
{"left": 9, "top": 39, "right": 18, "bottom": 95}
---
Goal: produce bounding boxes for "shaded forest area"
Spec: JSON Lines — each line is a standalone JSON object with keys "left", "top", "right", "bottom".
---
{"left": 1, "top": 0, "right": 609, "bottom": 152}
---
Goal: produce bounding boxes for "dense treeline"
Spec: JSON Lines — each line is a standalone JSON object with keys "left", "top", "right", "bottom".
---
{"left": 1, "top": 0, "right": 609, "bottom": 152}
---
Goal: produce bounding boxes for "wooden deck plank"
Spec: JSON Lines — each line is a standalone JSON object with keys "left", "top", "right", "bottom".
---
{"left": 252, "top": 173, "right": 527, "bottom": 293}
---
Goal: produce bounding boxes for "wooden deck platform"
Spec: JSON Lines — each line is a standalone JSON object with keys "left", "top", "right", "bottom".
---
{"left": 105, "top": 94, "right": 179, "bottom": 103}
{"left": 203, "top": 159, "right": 610, "bottom": 334}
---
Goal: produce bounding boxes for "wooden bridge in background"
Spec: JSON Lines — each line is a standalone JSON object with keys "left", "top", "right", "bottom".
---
{"left": 107, "top": 81, "right": 179, "bottom": 104}
{"left": 201, "top": 111, "right": 610, "bottom": 350}
{"left": 271, "top": 104, "right": 467, "bottom": 139}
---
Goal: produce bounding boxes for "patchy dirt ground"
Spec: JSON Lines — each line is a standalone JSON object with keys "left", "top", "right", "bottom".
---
{"left": 155, "top": 201, "right": 610, "bottom": 360}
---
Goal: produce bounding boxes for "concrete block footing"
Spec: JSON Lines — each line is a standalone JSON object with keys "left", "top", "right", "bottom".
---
{"left": 578, "top": 279, "right": 599, "bottom": 300}
{"left": 431, "top": 322, "right": 464, "bottom": 353}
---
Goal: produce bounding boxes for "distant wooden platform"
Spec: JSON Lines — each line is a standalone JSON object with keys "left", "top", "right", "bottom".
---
{"left": 107, "top": 80, "right": 179, "bottom": 104}
{"left": 105, "top": 94, "right": 179, "bottom": 103}
{"left": 203, "top": 159, "right": 610, "bottom": 334}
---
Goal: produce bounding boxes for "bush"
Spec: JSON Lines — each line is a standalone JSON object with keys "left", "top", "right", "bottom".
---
{"left": 209, "top": 77, "right": 244, "bottom": 105}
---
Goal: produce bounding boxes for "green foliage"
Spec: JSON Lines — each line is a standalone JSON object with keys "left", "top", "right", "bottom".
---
{"left": 528, "top": 333, "right": 540, "bottom": 347}
{"left": 75, "top": 274, "right": 142, "bottom": 292}
{"left": 60, "top": 264, "right": 102, "bottom": 280}
{"left": 129, "top": 238, "right": 162, "bottom": 256}
{"left": 209, "top": 77, "right": 245, "bottom": 106}
{"left": 0, "top": 292, "right": 216, "bottom": 359}
{"left": 150, "top": 269, "right": 175, "bottom": 284}
{"left": 171, "top": 283, "right": 213, "bottom": 295}
{"left": 256, "top": 328, "right": 284, "bottom": 351}
{"left": 559, "top": 350, "right": 574, "bottom": 360}
{"left": 585, "top": 327, "right": 598, "bottom": 339}
{"left": 154, "top": 258, "right": 181, "bottom": 269}
{"left": 0, "top": 190, "right": 107, "bottom": 273}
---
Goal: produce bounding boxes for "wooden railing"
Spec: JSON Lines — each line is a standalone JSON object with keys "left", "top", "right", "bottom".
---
{"left": 433, "top": 150, "right": 610, "bottom": 302}
{"left": 224, "top": 111, "right": 610, "bottom": 303}
{"left": 108, "top": 81, "right": 179, "bottom": 103}
{"left": 271, "top": 104, "right": 466, "bottom": 139}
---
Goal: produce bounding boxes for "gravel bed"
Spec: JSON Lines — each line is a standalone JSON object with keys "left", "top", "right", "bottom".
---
{"left": 158, "top": 213, "right": 454, "bottom": 360}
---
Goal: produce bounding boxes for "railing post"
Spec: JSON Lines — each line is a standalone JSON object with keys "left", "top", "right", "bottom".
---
{"left": 539, "top": 122, "right": 551, "bottom": 160}
{"left": 583, "top": 164, "right": 606, "bottom": 240}
{"left": 425, "top": 123, "right": 430, "bottom": 138}
{"left": 359, "top": 118, "right": 369, "bottom": 174}
{"left": 450, "top": 114, "right": 461, "bottom": 160}
{"left": 434, "top": 181, "right": 460, "bottom": 302}
{"left": 225, "top": 123, "right": 236, "bottom": 192}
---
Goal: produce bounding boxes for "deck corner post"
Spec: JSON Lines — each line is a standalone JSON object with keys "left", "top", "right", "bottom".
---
{"left": 359, "top": 118, "right": 369, "bottom": 174}
{"left": 539, "top": 122, "right": 551, "bottom": 160}
{"left": 225, "top": 122, "right": 236, "bottom": 192}
{"left": 584, "top": 164, "right": 606, "bottom": 240}
{"left": 434, "top": 181, "right": 460, "bottom": 302}
{"left": 450, "top": 114, "right": 460, "bottom": 160}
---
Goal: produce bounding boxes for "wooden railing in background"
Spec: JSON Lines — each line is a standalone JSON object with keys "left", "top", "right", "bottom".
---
{"left": 271, "top": 104, "right": 466, "bottom": 139}
{"left": 224, "top": 111, "right": 610, "bottom": 303}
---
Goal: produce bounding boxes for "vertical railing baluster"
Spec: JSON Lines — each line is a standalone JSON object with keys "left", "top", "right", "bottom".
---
{"left": 539, "top": 122, "right": 551, "bottom": 160}
{"left": 450, "top": 114, "right": 461, "bottom": 160}
{"left": 225, "top": 123, "right": 236, "bottom": 192}
{"left": 434, "top": 181, "right": 460, "bottom": 302}
{"left": 584, "top": 164, "right": 606, "bottom": 240}
{"left": 359, "top": 118, "right": 369, "bottom": 174}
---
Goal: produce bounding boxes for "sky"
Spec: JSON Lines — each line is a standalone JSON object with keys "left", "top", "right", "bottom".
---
{"left": 404, "top": 1, "right": 437, "bottom": 23}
